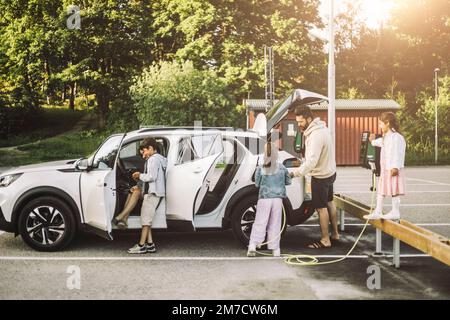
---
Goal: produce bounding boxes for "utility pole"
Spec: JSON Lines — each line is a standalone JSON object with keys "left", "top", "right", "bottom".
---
{"left": 264, "top": 45, "right": 275, "bottom": 111}
{"left": 434, "top": 68, "right": 440, "bottom": 164}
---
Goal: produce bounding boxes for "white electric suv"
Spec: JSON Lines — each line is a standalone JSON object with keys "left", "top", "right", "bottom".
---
{"left": 0, "top": 89, "right": 327, "bottom": 251}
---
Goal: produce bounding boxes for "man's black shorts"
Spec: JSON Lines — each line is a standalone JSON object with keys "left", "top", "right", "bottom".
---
{"left": 311, "top": 172, "right": 337, "bottom": 209}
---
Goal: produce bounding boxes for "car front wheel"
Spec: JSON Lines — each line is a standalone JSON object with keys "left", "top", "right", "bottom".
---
{"left": 18, "top": 196, "right": 77, "bottom": 251}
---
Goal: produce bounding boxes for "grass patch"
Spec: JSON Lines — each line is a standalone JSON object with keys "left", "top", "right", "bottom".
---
{"left": 0, "top": 106, "right": 86, "bottom": 148}
{"left": 405, "top": 151, "right": 450, "bottom": 166}
{"left": 0, "top": 131, "right": 106, "bottom": 167}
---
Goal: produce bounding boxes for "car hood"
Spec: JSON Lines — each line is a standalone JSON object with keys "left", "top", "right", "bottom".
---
{"left": 1, "top": 159, "right": 79, "bottom": 176}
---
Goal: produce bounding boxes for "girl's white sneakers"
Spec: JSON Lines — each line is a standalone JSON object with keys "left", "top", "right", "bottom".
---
{"left": 272, "top": 249, "right": 281, "bottom": 257}
{"left": 363, "top": 211, "right": 383, "bottom": 220}
{"left": 382, "top": 211, "right": 401, "bottom": 220}
{"left": 247, "top": 243, "right": 257, "bottom": 257}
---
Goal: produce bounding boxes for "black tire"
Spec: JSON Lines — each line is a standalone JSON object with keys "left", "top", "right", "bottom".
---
{"left": 18, "top": 196, "right": 77, "bottom": 251}
{"left": 288, "top": 200, "right": 316, "bottom": 226}
{"left": 231, "top": 195, "right": 287, "bottom": 247}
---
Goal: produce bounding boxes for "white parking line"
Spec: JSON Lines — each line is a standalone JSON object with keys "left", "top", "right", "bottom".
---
{"left": 337, "top": 191, "right": 450, "bottom": 194}
{"left": 407, "top": 178, "right": 450, "bottom": 186}
{"left": 295, "top": 223, "right": 450, "bottom": 227}
{"left": 336, "top": 183, "right": 439, "bottom": 187}
{"left": 0, "top": 255, "right": 369, "bottom": 261}
{"left": 384, "top": 204, "right": 450, "bottom": 207}
{"left": 387, "top": 254, "right": 431, "bottom": 258}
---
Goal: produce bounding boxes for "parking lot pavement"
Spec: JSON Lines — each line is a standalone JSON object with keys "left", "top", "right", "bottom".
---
{"left": 0, "top": 166, "right": 449, "bottom": 299}
{"left": 335, "top": 166, "right": 450, "bottom": 238}
{"left": 1, "top": 226, "right": 449, "bottom": 299}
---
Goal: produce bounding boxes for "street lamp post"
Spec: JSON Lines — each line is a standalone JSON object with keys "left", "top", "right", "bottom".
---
{"left": 328, "top": 0, "right": 336, "bottom": 153}
{"left": 434, "top": 68, "right": 440, "bottom": 164}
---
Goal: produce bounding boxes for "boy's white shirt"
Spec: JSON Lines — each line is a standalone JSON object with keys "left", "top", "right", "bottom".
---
{"left": 139, "top": 153, "right": 167, "bottom": 197}
{"left": 372, "top": 130, "right": 406, "bottom": 170}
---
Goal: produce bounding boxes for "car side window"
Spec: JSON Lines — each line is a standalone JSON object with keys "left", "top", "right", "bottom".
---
{"left": 191, "top": 134, "right": 223, "bottom": 157}
{"left": 177, "top": 134, "right": 223, "bottom": 165}
{"left": 177, "top": 137, "right": 199, "bottom": 164}
{"left": 120, "top": 141, "right": 139, "bottom": 158}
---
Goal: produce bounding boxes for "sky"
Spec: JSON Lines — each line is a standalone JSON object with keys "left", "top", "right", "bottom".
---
{"left": 319, "top": 0, "right": 397, "bottom": 30}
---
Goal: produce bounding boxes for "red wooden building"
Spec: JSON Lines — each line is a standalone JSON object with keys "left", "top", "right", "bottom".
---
{"left": 245, "top": 99, "right": 401, "bottom": 165}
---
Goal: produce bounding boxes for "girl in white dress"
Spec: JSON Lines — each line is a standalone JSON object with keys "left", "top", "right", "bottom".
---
{"left": 364, "top": 112, "right": 406, "bottom": 220}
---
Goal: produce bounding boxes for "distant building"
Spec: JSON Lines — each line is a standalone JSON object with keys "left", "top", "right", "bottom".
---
{"left": 244, "top": 99, "right": 401, "bottom": 165}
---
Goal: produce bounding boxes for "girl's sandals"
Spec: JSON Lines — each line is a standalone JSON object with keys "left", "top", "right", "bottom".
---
{"left": 307, "top": 240, "right": 331, "bottom": 249}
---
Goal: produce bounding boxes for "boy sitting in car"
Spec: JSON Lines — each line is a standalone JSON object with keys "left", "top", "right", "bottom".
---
{"left": 127, "top": 138, "right": 167, "bottom": 254}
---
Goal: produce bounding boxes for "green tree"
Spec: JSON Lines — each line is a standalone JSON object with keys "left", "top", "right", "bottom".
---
{"left": 406, "top": 76, "right": 450, "bottom": 157}
{"left": 150, "top": 0, "right": 326, "bottom": 99}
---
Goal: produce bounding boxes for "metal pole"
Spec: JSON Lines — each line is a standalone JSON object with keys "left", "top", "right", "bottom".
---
{"left": 375, "top": 229, "right": 382, "bottom": 254}
{"left": 339, "top": 208, "right": 345, "bottom": 232}
{"left": 393, "top": 238, "right": 400, "bottom": 268}
{"left": 271, "top": 47, "right": 275, "bottom": 105}
{"left": 328, "top": 0, "right": 336, "bottom": 154}
{"left": 434, "top": 68, "right": 440, "bottom": 164}
{"left": 264, "top": 46, "right": 275, "bottom": 111}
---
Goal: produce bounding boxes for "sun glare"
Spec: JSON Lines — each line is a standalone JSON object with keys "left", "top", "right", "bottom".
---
{"left": 359, "top": 0, "right": 396, "bottom": 29}
{"left": 320, "top": 0, "right": 397, "bottom": 29}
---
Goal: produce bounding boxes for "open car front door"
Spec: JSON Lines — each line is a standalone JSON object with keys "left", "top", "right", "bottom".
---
{"left": 80, "top": 134, "right": 125, "bottom": 239}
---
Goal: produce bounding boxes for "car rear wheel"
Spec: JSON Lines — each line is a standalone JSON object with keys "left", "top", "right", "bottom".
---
{"left": 18, "top": 196, "right": 77, "bottom": 251}
{"left": 231, "top": 195, "right": 287, "bottom": 247}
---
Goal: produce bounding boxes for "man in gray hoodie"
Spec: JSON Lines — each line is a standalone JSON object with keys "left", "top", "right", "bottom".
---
{"left": 290, "top": 105, "right": 338, "bottom": 249}
{"left": 128, "top": 138, "right": 167, "bottom": 254}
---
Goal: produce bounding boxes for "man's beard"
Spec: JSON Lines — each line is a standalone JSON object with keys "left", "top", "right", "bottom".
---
{"left": 300, "top": 121, "right": 311, "bottom": 132}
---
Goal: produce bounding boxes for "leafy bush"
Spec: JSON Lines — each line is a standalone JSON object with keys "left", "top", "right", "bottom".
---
{"left": 130, "top": 61, "right": 245, "bottom": 129}
{"left": 0, "top": 106, "right": 34, "bottom": 136}
{"left": 401, "top": 76, "right": 450, "bottom": 165}
{"left": 105, "top": 95, "right": 140, "bottom": 133}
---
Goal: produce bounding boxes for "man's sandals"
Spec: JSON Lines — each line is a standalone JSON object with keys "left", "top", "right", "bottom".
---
{"left": 307, "top": 240, "right": 332, "bottom": 249}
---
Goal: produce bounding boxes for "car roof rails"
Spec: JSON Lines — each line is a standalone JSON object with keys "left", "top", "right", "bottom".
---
{"left": 138, "top": 126, "right": 235, "bottom": 133}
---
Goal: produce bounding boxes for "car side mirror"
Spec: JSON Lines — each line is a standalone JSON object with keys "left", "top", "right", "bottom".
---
{"left": 283, "top": 158, "right": 301, "bottom": 168}
{"left": 76, "top": 158, "right": 91, "bottom": 171}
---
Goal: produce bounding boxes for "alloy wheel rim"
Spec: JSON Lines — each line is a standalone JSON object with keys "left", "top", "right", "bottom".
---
{"left": 25, "top": 205, "right": 66, "bottom": 245}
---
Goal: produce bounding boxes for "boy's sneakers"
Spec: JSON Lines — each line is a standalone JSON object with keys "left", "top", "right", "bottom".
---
{"left": 272, "top": 249, "right": 281, "bottom": 257}
{"left": 127, "top": 243, "right": 147, "bottom": 254}
{"left": 127, "top": 243, "right": 157, "bottom": 254}
{"left": 145, "top": 242, "right": 157, "bottom": 253}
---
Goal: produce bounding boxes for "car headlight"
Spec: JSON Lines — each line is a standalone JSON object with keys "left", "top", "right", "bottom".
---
{"left": 0, "top": 173, "right": 22, "bottom": 187}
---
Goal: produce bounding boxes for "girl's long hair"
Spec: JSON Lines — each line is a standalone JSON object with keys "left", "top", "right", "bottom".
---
{"left": 380, "top": 112, "right": 401, "bottom": 134}
{"left": 262, "top": 142, "right": 279, "bottom": 175}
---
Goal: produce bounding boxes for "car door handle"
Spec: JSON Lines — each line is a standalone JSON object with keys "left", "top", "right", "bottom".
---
{"left": 193, "top": 167, "right": 203, "bottom": 173}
